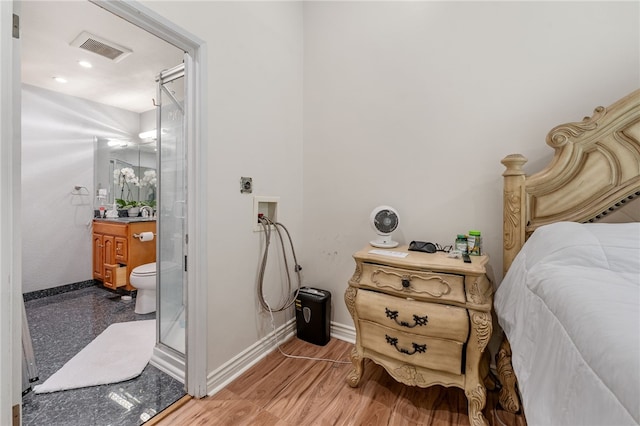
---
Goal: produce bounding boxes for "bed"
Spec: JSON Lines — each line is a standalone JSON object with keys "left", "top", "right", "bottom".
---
{"left": 494, "top": 89, "right": 640, "bottom": 425}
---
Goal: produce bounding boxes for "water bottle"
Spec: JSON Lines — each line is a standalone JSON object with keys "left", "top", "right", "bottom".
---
{"left": 455, "top": 234, "right": 467, "bottom": 253}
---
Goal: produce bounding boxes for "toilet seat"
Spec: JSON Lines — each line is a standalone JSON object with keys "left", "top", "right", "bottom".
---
{"left": 131, "top": 262, "right": 156, "bottom": 277}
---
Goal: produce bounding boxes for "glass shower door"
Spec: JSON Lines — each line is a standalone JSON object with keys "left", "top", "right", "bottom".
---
{"left": 157, "top": 64, "right": 186, "bottom": 355}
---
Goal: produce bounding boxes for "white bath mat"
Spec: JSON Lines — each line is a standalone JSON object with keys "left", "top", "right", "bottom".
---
{"left": 33, "top": 320, "right": 155, "bottom": 394}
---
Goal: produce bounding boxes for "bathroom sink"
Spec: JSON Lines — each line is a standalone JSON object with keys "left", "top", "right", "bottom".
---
{"left": 97, "top": 217, "right": 155, "bottom": 223}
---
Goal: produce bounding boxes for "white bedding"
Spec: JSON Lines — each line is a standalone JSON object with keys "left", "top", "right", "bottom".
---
{"left": 495, "top": 222, "right": 640, "bottom": 426}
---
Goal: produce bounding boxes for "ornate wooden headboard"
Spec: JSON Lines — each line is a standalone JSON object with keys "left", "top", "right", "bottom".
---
{"left": 501, "top": 89, "right": 640, "bottom": 275}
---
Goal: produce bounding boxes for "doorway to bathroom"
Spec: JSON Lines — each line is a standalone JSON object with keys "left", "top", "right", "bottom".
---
{"left": 77, "top": 3, "right": 208, "bottom": 398}
{"left": 8, "top": 0, "right": 208, "bottom": 422}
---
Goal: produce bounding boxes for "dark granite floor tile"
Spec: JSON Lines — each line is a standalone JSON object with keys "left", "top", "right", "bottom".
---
{"left": 22, "top": 279, "right": 100, "bottom": 302}
{"left": 22, "top": 284, "right": 186, "bottom": 426}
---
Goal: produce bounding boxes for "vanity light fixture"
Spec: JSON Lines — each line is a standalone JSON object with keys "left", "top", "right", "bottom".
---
{"left": 107, "top": 139, "right": 128, "bottom": 148}
{"left": 78, "top": 60, "right": 93, "bottom": 68}
{"left": 52, "top": 76, "right": 68, "bottom": 84}
{"left": 138, "top": 129, "right": 167, "bottom": 141}
{"left": 138, "top": 130, "right": 156, "bottom": 141}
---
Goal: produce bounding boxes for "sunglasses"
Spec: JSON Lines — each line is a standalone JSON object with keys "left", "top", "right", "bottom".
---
{"left": 408, "top": 241, "right": 452, "bottom": 254}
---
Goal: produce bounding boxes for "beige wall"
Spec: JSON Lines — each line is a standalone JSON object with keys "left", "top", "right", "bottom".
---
{"left": 301, "top": 1, "right": 639, "bottom": 327}
{"left": 140, "top": 1, "right": 639, "bottom": 377}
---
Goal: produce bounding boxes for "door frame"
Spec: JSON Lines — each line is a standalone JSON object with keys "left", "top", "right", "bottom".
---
{"left": 91, "top": 0, "right": 209, "bottom": 398}
{"left": 0, "top": 1, "right": 23, "bottom": 423}
{"left": 0, "top": 4, "right": 208, "bottom": 420}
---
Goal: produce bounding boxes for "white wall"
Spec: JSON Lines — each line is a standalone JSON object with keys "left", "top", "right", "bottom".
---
{"left": 140, "top": 1, "right": 638, "bottom": 382}
{"left": 301, "top": 1, "right": 640, "bottom": 327}
{"left": 140, "top": 1, "right": 305, "bottom": 370}
{"left": 21, "top": 84, "right": 141, "bottom": 292}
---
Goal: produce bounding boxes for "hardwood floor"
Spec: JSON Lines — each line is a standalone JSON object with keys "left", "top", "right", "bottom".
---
{"left": 151, "top": 337, "right": 527, "bottom": 426}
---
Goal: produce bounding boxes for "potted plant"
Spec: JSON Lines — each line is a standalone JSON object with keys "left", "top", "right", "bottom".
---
{"left": 127, "top": 202, "right": 141, "bottom": 217}
{"left": 114, "top": 167, "right": 141, "bottom": 217}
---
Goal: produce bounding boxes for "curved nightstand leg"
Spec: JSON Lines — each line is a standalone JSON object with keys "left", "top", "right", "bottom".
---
{"left": 496, "top": 337, "right": 521, "bottom": 413}
{"left": 466, "top": 383, "right": 488, "bottom": 426}
{"left": 346, "top": 347, "right": 364, "bottom": 387}
{"left": 464, "top": 309, "right": 492, "bottom": 426}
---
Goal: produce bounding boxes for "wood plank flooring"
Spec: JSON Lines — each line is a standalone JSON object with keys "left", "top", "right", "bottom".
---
{"left": 151, "top": 337, "right": 527, "bottom": 426}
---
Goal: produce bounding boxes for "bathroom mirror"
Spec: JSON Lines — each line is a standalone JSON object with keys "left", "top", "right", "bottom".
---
{"left": 95, "top": 137, "right": 157, "bottom": 209}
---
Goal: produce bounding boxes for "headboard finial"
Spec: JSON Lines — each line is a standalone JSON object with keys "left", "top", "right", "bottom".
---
{"left": 501, "top": 154, "right": 527, "bottom": 177}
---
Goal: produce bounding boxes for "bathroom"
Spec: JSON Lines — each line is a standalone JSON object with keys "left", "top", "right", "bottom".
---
{"left": 20, "top": 1, "right": 187, "bottom": 423}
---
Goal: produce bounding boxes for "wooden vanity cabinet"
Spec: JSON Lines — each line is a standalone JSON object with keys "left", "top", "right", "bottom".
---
{"left": 92, "top": 233, "right": 105, "bottom": 281}
{"left": 92, "top": 220, "right": 156, "bottom": 291}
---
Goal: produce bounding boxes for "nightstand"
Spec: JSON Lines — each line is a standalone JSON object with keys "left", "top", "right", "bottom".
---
{"left": 344, "top": 245, "right": 493, "bottom": 426}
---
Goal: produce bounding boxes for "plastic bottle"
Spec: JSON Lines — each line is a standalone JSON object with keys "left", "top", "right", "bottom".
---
{"left": 467, "top": 230, "right": 482, "bottom": 256}
{"left": 455, "top": 234, "right": 467, "bottom": 253}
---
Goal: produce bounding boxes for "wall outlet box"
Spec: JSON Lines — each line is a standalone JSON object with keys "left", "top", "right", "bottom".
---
{"left": 253, "top": 196, "right": 279, "bottom": 232}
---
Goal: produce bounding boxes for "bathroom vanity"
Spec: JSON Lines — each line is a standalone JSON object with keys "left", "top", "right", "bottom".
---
{"left": 92, "top": 219, "right": 156, "bottom": 291}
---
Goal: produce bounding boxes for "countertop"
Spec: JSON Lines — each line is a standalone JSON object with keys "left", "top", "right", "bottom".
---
{"left": 94, "top": 217, "right": 156, "bottom": 223}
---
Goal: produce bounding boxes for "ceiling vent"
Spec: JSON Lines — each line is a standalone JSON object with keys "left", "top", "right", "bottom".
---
{"left": 70, "top": 31, "right": 132, "bottom": 63}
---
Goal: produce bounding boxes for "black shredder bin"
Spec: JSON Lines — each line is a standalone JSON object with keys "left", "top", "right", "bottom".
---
{"left": 294, "top": 287, "right": 331, "bottom": 346}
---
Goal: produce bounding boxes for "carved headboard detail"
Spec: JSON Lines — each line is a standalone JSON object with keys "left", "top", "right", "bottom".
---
{"left": 502, "top": 89, "right": 640, "bottom": 275}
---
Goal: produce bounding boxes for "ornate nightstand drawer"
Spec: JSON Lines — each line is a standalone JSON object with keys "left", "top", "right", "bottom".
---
{"left": 356, "top": 289, "right": 469, "bottom": 342}
{"left": 359, "top": 263, "right": 465, "bottom": 304}
{"left": 359, "top": 320, "right": 463, "bottom": 375}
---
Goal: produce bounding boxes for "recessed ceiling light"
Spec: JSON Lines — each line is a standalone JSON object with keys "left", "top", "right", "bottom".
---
{"left": 78, "top": 60, "right": 92, "bottom": 68}
{"left": 52, "top": 76, "right": 67, "bottom": 83}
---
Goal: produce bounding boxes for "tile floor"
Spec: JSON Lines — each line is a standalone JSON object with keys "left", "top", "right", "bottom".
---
{"left": 22, "top": 284, "right": 186, "bottom": 426}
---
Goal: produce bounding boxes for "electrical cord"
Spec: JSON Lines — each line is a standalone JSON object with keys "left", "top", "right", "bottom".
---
{"left": 257, "top": 215, "right": 302, "bottom": 312}
{"left": 265, "top": 299, "right": 351, "bottom": 365}
{"left": 258, "top": 215, "right": 350, "bottom": 365}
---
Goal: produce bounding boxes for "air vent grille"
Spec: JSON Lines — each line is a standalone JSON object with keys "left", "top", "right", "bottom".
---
{"left": 70, "top": 31, "right": 132, "bottom": 63}
{"left": 78, "top": 38, "right": 123, "bottom": 60}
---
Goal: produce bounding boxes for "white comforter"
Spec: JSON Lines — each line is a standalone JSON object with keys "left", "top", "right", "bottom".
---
{"left": 495, "top": 222, "right": 640, "bottom": 426}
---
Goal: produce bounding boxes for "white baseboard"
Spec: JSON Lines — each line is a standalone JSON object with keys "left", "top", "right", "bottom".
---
{"left": 151, "top": 345, "right": 186, "bottom": 383}
{"left": 206, "top": 321, "right": 355, "bottom": 396}
{"left": 330, "top": 321, "right": 355, "bottom": 344}
{"left": 206, "top": 318, "right": 296, "bottom": 395}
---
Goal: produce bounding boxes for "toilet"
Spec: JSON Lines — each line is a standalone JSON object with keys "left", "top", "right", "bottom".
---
{"left": 130, "top": 262, "right": 157, "bottom": 314}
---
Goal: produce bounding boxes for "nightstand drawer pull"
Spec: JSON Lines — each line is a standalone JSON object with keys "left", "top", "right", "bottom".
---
{"left": 385, "top": 308, "right": 429, "bottom": 328}
{"left": 371, "top": 269, "right": 452, "bottom": 298}
{"left": 385, "top": 334, "right": 427, "bottom": 355}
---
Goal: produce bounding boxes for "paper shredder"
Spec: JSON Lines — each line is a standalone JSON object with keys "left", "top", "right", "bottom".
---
{"left": 294, "top": 287, "right": 331, "bottom": 346}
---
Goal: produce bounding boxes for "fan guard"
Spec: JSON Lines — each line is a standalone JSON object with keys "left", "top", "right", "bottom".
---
{"left": 370, "top": 206, "right": 399, "bottom": 248}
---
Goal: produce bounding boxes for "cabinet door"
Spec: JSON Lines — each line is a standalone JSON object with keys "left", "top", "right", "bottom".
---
{"left": 103, "top": 265, "right": 115, "bottom": 290}
{"left": 103, "top": 235, "right": 115, "bottom": 266}
{"left": 115, "top": 237, "right": 127, "bottom": 263}
{"left": 92, "top": 233, "right": 104, "bottom": 280}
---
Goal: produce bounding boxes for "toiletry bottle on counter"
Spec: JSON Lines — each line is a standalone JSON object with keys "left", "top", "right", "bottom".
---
{"left": 467, "top": 230, "right": 482, "bottom": 256}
